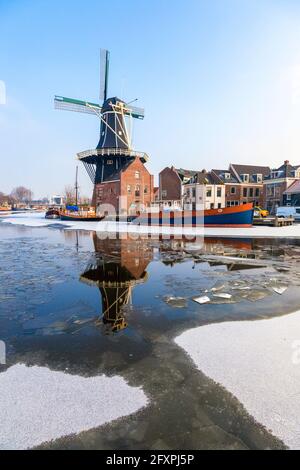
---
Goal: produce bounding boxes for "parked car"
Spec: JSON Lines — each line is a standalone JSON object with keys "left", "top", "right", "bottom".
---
{"left": 254, "top": 206, "right": 269, "bottom": 218}
{"left": 276, "top": 206, "right": 300, "bottom": 221}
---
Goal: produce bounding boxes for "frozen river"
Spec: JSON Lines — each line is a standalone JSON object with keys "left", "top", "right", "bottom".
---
{"left": 1, "top": 218, "right": 300, "bottom": 449}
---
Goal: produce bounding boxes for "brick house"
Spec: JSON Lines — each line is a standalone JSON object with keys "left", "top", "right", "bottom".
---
{"left": 158, "top": 166, "right": 196, "bottom": 210}
{"left": 263, "top": 161, "right": 300, "bottom": 213}
{"left": 212, "top": 164, "right": 270, "bottom": 207}
{"left": 283, "top": 180, "right": 300, "bottom": 206}
{"left": 93, "top": 157, "right": 154, "bottom": 216}
{"left": 182, "top": 171, "right": 225, "bottom": 210}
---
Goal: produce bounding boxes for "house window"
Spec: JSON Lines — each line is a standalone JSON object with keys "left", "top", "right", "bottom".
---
{"left": 144, "top": 186, "right": 148, "bottom": 194}
{"left": 206, "top": 187, "right": 212, "bottom": 197}
{"left": 249, "top": 188, "right": 253, "bottom": 198}
{"left": 256, "top": 174, "right": 263, "bottom": 183}
{"left": 218, "top": 203, "right": 222, "bottom": 209}
{"left": 135, "top": 185, "right": 140, "bottom": 197}
{"left": 135, "top": 171, "right": 140, "bottom": 179}
{"left": 217, "top": 187, "right": 222, "bottom": 197}
{"left": 225, "top": 173, "right": 231, "bottom": 180}
{"left": 255, "top": 188, "right": 260, "bottom": 197}
{"left": 186, "top": 189, "right": 190, "bottom": 198}
{"left": 210, "top": 203, "right": 214, "bottom": 209}
{"left": 286, "top": 194, "right": 291, "bottom": 201}
{"left": 230, "top": 186, "right": 236, "bottom": 194}
{"left": 243, "top": 188, "right": 247, "bottom": 197}
{"left": 227, "top": 201, "right": 231, "bottom": 207}
{"left": 162, "top": 190, "right": 167, "bottom": 198}
{"left": 241, "top": 174, "right": 249, "bottom": 183}
{"left": 107, "top": 160, "right": 113, "bottom": 165}
{"left": 127, "top": 185, "right": 131, "bottom": 193}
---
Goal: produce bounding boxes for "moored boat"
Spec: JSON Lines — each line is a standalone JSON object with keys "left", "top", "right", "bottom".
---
{"left": 45, "top": 208, "right": 61, "bottom": 219}
{"left": 132, "top": 203, "right": 254, "bottom": 228}
{"left": 60, "top": 213, "right": 104, "bottom": 222}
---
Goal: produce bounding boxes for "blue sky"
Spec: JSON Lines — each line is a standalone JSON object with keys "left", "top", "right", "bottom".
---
{"left": 1, "top": 0, "right": 300, "bottom": 198}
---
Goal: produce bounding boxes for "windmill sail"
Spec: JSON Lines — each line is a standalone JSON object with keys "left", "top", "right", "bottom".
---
{"left": 100, "top": 49, "right": 110, "bottom": 103}
{"left": 54, "top": 96, "right": 102, "bottom": 115}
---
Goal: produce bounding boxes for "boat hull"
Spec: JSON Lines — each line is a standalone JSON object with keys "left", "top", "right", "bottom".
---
{"left": 60, "top": 214, "right": 104, "bottom": 222}
{"left": 132, "top": 203, "right": 254, "bottom": 228}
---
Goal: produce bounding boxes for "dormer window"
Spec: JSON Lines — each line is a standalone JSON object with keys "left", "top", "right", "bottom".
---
{"left": 256, "top": 174, "right": 263, "bottom": 183}
{"left": 224, "top": 173, "right": 231, "bottom": 180}
{"left": 241, "top": 174, "right": 249, "bottom": 183}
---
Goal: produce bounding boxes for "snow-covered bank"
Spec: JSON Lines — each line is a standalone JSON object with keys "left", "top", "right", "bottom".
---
{"left": 175, "top": 310, "right": 300, "bottom": 449}
{"left": 0, "top": 364, "right": 148, "bottom": 450}
{"left": 2, "top": 212, "right": 300, "bottom": 238}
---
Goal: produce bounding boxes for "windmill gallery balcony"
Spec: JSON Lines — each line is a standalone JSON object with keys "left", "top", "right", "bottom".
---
{"left": 77, "top": 148, "right": 149, "bottom": 163}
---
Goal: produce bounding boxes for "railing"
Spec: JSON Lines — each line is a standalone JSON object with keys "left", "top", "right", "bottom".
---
{"left": 77, "top": 148, "right": 149, "bottom": 161}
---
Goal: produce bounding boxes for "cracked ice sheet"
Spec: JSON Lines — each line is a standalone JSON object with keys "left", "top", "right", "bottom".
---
{"left": 175, "top": 310, "right": 300, "bottom": 449}
{"left": 0, "top": 364, "right": 148, "bottom": 450}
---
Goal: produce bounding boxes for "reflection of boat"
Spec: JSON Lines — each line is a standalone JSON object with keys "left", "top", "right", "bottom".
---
{"left": 80, "top": 236, "right": 153, "bottom": 333}
{"left": 0, "top": 206, "right": 12, "bottom": 212}
{"left": 45, "top": 208, "right": 60, "bottom": 219}
{"left": 132, "top": 203, "right": 254, "bottom": 227}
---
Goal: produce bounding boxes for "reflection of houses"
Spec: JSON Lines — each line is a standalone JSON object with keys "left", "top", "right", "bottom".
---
{"left": 80, "top": 236, "right": 153, "bottom": 333}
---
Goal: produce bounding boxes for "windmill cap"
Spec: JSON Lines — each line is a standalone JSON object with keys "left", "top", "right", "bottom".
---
{"left": 102, "top": 97, "right": 125, "bottom": 111}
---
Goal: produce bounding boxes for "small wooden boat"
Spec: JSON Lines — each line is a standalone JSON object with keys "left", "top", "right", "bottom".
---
{"left": 45, "top": 208, "right": 60, "bottom": 219}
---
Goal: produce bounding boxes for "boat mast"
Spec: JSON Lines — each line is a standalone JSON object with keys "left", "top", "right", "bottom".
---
{"left": 75, "top": 165, "right": 79, "bottom": 206}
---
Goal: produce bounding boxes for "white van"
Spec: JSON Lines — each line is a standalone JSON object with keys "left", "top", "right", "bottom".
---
{"left": 276, "top": 206, "right": 300, "bottom": 221}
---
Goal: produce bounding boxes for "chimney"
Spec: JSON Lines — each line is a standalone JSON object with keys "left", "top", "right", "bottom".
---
{"left": 284, "top": 160, "right": 290, "bottom": 165}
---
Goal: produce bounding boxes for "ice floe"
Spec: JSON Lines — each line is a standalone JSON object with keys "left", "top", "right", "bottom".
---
{"left": 0, "top": 364, "right": 148, "bottom": 450}
{"left": 175, "top": 310, "right": 300, "bottom": 449}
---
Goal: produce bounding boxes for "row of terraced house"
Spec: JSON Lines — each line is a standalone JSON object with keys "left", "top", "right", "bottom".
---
{"left": 154, "top": 161, "right": 300, "bottom": 214}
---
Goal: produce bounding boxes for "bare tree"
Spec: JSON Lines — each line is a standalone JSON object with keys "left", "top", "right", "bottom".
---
{"left": 64, "top": 185, "right": 76, "bottom": 205}
{"left": 11, "top": 186, "right": 33, "bottom": 203}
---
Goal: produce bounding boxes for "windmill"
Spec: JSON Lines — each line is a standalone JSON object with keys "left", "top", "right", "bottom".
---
{"left": 54, "top": 49, "right": 149, "bottom": 210}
